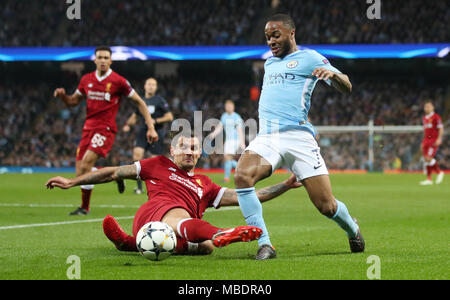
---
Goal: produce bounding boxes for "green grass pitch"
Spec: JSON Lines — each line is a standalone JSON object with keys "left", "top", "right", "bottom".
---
{"left": 0, "top": 172, "right": 448, "bottom": 280}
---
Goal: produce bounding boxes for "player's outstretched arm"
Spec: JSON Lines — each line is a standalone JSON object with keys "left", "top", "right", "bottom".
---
{"left": 218, "top": 174, "right": 302, "bottom": 207}
{"left": 128, "top": 92, "right": 159, "bottom": 143}
{"left": 46, "top": 165, "right": 138, "bottom": 190}
{"left": 53, "top": 88, "right": 83, "bottom": 107}
{"left": 123, "top": 113, "right": 137, "bottom": 132}
{"left": 312, "top": 68, "right": 352, "bottom": 94}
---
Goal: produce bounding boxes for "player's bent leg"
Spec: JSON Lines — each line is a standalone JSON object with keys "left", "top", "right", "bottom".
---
{"left": 103, "top": 215, "right": 137, "bottom": 252}
{"left": 421, "top": 156, "right": 434, "bottom": 185}
{"left": 162, "top": 208, "right": 262, "bottom": 248}
{"left": 174, "top": 239, "right": 214, "bottom": 255}
{"left": 234, "top": 151, "right": 275, "bottom": 259}
{"left": 302, "top": 175, "right": 364, "bottom": 252}
{"left": 133, "top": 147, "right": 145, "bottom": 194}
{"left": 70, "top": 150, "right": 99, "bottom": 215}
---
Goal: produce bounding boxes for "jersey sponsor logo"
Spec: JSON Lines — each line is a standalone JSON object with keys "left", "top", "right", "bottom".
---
{"left": 87, "top": 90, "right": 108, "bottom": 101}
{"left": 286, "top": 60, "right": 298, "bottom": 69}
{"left": 169, "top": 173, "right": 203, "bottom": 198}
{"left": 88, "top": 83, "right": 93, "bottom": 88}
{"left": 322, "top": 59, "right": 330, "bottom": 64}
{"left": 264, "top": 73, "right": 296, "bottom": 85}
{"left": 168, "top": 167, "right": 176, "bottom": 172}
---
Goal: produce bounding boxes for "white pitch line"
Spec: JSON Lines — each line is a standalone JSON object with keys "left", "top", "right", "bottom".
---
{"left": 0, "top": 203, "right": 140, "bottom": 209}
{"left": 0, "top": 216, "right": 134, "bottom": 230}
{"left": 0, "top": 207, "right": 239, "bottom": 230}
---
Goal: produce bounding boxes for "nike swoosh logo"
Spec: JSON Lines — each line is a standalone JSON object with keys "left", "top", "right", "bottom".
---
{"left": 314, "top": 165, "right": 322, "bottom": 170}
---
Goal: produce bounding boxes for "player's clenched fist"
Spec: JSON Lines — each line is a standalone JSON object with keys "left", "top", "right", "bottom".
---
{"left": 53, "top": 88, "right": 66, "bottom": 98}
{"left": 312, "top": 67, "right": 336, "bottom": 81}
{"left": 46, "top": 176, "right": 74, "bottom": 189}
{"left": 146, "top": 127, "right": 159, "bottom": 144}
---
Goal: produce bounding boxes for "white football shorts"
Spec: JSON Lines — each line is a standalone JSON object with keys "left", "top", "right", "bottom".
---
{"left": 224, "top": 139, "right": 241, "bottom": 155}
{"left": 245, "top": 129, "right": 328, "bottom": 181}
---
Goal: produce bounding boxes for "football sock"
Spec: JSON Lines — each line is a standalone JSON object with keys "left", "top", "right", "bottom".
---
{"left": 80, "top": 185, "right": 93, "bottom": 211}
{"left": 231, "top": 160, "right": 237, "bottom": 169}
{"left": 175, "top": 237, "right": 200, "bottom": 255}
{"left": 177, "top": 218, "right": 220, "bottom": 243}
{"left": 426, "top": 162, "right": 433, "bottom": 180}
{"left": 330, "top": 199, "right": 358, "bottom": 238}
{"left": 137, "top": 179, "right": 143, "bottom": 190}
{"left": 236, "top": 187, "right": 271, "bottom": 247}
{"left": 224, "top": 160, "right": 232, "bottom": 180}
{"left": 429, "top": 159, "right": 441, "bottom": 173}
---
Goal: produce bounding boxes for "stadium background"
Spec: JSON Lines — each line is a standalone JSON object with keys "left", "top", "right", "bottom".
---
{"left": 0, "top": 0, "right": 449, "bottom": 172}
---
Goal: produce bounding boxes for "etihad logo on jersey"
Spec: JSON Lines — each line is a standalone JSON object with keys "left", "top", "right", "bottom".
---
{"left": 264, "top": 72, "right": 296, "bottom": 85}
{"left": 169, "top": 173, "right": 203, "bottom": 198}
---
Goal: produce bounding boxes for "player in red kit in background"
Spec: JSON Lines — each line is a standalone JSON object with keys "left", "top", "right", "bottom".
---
{"left": 420, "top": 100, "right": 444, "bottom": 185}
{"left": 46, "top": 134, "right": 302, "bottom": 256}
{"left": 53, "top": 46, "right": 159, "bottom": 215}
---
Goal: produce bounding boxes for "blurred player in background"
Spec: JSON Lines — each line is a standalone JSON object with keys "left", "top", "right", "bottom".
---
{"left": 123, "top": 77, "right": 173, "bottom": 194}
{"left": 420, "top": 100, "right": 444, "bottom": 185}
{"left": 234, "top": 14, "right": 364, "bottom": 260}
{"left": 46, "top": 135, "right": 302, "bottom": 255}
{"left": 53, "top": 46, "right": 158, "bottom": 215}
{"left": 207, "top": 100, "right": 246, "bottom": 182}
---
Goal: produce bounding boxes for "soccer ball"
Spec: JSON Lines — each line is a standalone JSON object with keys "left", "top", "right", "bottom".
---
{"left": 136, "top": 221, "right": 177, "bottom": 261}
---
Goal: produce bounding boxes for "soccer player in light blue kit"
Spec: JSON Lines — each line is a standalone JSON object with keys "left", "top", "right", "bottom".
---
{"left": 234, "top": 14, "right": 365, "bottom": 260}
{"left": 209, "top": 100, "right": 246, "bottom": 182}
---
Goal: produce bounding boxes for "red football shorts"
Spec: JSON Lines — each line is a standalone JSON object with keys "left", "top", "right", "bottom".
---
{"left": 76, "top": 129, "right": 116, "bottom": 161}
{"left": 422, "top": 142, "right": 438, "bottom": 158}
{"left": 132, "top": 200, "right": 192, "bottom": 254}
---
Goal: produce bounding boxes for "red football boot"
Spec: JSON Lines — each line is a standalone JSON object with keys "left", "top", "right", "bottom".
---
{"left": 102, "top": 215, "right": 137, "bottom": 252}
{"left": 212, "top": 226, "right": 262, "bottom": 248}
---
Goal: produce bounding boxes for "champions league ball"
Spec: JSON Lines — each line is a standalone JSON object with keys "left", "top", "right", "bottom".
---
{"left": 136, "top": 221, "right": 177, "bottom": 261}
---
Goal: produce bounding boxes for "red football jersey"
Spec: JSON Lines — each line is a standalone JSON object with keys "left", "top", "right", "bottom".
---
{"left": 76, "top": 69, "right": 134, "bottom": 133}
{"left": 135, "top": 156, "right": 225, "bottom": 219}
{"left": 422, "top": 112, "right": 443, "bottom": 143}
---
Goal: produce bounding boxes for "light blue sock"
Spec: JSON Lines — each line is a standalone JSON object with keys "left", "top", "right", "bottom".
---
{"left": 330, "top": 199, "right": 358, "bottom": 238}
{"left": 231, "top": 160, "right": 237, "bottom": 169}
{"left": 224, "top": 160, "right": 232, "bottom": 180}
{"left": 236, "top": 187, "right": 271, "bottom": 247}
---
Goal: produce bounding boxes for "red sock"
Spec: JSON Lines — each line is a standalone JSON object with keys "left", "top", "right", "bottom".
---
{"left": 433, "top": 162, "right": 441, "bottom": 173}
{"left": 426, "top": 165, "right": 433, "bottom": 180}
{"left": 175, "top": 237, "right": 189, "bottom": 254}
{"left": 177, "top": 219, "right": 221, "bottom": 243}
{"left": 81, "top": 188, "right": 92, "bottom": 211}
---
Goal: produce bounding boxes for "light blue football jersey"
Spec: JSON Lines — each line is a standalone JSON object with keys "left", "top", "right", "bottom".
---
{"left": 259, "top": 49, "right": 341, "bottom": 136}
{"left": 220, "top": 112, "right": 243, "bottom": 141}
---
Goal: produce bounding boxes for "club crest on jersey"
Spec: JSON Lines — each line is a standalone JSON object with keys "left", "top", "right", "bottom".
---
{"left": 196, "top": 179, "right": 203, "bottom": 187}
{"left": 286, "top": 60, "right": 298, "bottom": 69}
{"left": 106, "top": 82, "right": 112, "bottom": 92}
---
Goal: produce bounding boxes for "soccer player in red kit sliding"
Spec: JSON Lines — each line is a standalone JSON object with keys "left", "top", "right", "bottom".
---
{"left": 46, "top": 135, "right": 302, "bottom": 255}
{"left": 420, "top": 100, "right": 444, "bottom": 185}
{"left": 53, "top": 46, "right": 159, "bottom": 215}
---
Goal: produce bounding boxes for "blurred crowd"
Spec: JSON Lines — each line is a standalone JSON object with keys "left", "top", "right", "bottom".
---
{"left": 1, "top": 0, "right": 449, "bottom": 46}
{"left": 1, "top": 70, "right": 448, "bottom": 171}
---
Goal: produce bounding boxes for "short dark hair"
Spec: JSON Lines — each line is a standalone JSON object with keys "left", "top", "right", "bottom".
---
{"left": 267, "top": 13, "right": 296, "bottom": 30}
{"left": 94, "top": 46, "right": 112, "bottom": 56}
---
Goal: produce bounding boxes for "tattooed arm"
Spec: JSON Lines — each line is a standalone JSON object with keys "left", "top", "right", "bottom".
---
{"left": 45, "top": 165, "right": 138, "bottom": 190}
{"left": 217, "top": 174, "right": 303, "bottom": 207}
